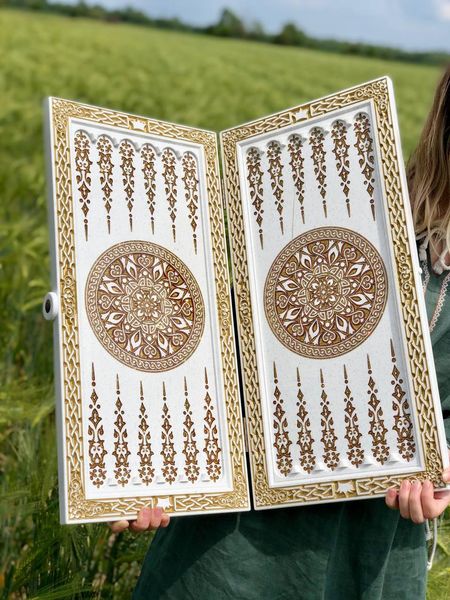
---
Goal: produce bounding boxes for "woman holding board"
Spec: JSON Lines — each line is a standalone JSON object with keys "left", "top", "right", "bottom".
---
{"left": 113, "top": 65, "right": 450, "bottom": 600}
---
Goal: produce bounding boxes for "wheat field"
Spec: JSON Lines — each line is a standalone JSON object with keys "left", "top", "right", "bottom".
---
{"left": 0, "top": 7, "right": 448, "bottom": 598}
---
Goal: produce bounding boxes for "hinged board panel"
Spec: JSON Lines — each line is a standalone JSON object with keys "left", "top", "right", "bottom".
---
{"left": 221, "top": 77, "right": 449, "bottom": 509}
{"left": 45, "top": 98, "right": 250, "bottom": 523}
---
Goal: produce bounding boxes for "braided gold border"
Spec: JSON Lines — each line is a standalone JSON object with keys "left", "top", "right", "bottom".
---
{"left": 49, "top": 98, "right": 249, "bottom": 521}
{"left": 221, "top": 77, "right": 447, "bottom": 508}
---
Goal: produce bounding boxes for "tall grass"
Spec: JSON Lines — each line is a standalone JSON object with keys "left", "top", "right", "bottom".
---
{"left": 0, "top": 7, "right": 448, "bottom": 598}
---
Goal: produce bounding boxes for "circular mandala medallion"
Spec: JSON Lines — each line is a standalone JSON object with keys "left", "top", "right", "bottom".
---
{"left": 85, "top": 241, "right": 204, "bottom": 372}
{"left": 264, "top": 227, "right": 388, "bottom": 358}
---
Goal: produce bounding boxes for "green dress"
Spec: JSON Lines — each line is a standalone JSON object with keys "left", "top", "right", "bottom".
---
{"left": 133, "top": 247, "right": 450, "bottom": 600}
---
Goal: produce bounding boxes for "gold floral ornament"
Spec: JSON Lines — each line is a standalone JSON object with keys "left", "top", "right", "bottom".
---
{"left": 119, "top": 140, "right": 136, "bottom": 231}
{"left": 113, "top": 375, "right": 131, "bottom": 486}
{"left": 161, "top": 381, "right": 177, "bottom": 484}
{"left": 366, "top": 354, "right": 390, "bottom": 464}
{"left": 74, "top": 130, "right": 92, "bottom": 241}
{"left": 182, "top": 152, "right": 200, "bottom": 254}
{"left": 264, "top": 227, "right": 388, "bottom": 359}
{"left": 97, "top": 135, "right": 114, "bottom": 234}
{"left": 319, "top": 369, "right": 340, "bottom": 471}
{"left": 137, "top": 381, "right": 154, "bottom": 485}
{"left": 182, "top": 377, "right": 200, "bottom": 483}
{"left": 85, "top": 241, "right": 205, "bottom": 372}
{"left": 141, "top": 144, "right": 157, "bottom": 234}
{"left": 203, "top": 368, "right": 222, "bottom": 481}
{"left": 287, "top": 134, "right": 306, "bottom": 225}
{"left": 87, "top": 363, "right": 107, "bottom": 488}
{"left": 272, "top": 362, "right": 293, "bottom": 477}
{"left": 331, "top": 120, "right": 351, "bottom": 217}
{"left": 309, "top": 127, "right": 327, "bottom": 217}
{"left": 354, "top": 112, "right": 376, "bottom": 221}
{"left": 296, "top": 367, "right": 315, "bottom": 474}
{"left": 343, "top": 365, "right": 363, "bottom": 467}
{"left": 267, "top": 141, "right": 285, "bottom": 234}
{"left": 390, "top": 339, "right": 415, "bottom": 461}
{"left": 246, "top": 147, "right": 264, "bottom": 248}
{"left": 162, "top": 148, "right": 178, "bottom": 242}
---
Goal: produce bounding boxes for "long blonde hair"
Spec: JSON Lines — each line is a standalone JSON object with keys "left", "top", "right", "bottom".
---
{"left": 407, "top": 64, "right": 450, "bottom": 260}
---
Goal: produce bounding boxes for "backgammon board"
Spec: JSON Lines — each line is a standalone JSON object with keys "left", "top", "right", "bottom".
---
{"left": 44, "top": 77, "right": 449, "bottom": 523}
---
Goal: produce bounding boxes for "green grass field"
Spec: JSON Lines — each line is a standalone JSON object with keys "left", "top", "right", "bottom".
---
{"left": 0, "top": 7, "right": 449, "bottom": 598}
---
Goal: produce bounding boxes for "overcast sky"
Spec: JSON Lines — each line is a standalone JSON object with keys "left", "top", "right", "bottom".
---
{"left": 62, "top": 0, "right": 450, "bottom": 52}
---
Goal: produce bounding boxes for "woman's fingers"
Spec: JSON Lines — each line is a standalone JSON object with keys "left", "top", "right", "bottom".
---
{"left": 385, "top": 487, "right": 399, "bottom": 510}
{"left": 129, "top": 507, "right": 153, "bottom": 533}
{"left": 398, "top": 480, "right": 411, "bottom": 519}
{"left": 109, "top": 519, "right": 130, "bottom": 533}
{"left": 160, "top": 512, "right": 171, "bottom": 528}
{"left": 385, "top": 465, "right": 450, "bottom": 522}
{"left": 408, "top": 481, "right": 424, "bottom": 523}
{"left": 148, "top": 507, "right": 164, "bottom": 529}
{"left": 129, "top": 507, "right": 167, "bottom": 532}
{"left": 422, "top": 483, "right": 450, "bottom": 519}
{"left": 443, "top": 465, "right": 450, "bottom": 483}
{"left": 432, "top": 490, "right": 450, "bottom": 515}
{"left": 433, "top": 489, "right": 450, "bottom": 514}
{"left": 421, "top": 480, "right": 437, "bottom": 519}
{"left": 110, "top": 507, "right": 170, "bottom": 534}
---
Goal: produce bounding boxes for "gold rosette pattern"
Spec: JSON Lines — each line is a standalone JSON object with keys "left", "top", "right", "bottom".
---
{"left": 264, "top": 227, "right": 388, "bottom": 358}
{"left": 85, "top": 241, "right": 205, "bottom": 372}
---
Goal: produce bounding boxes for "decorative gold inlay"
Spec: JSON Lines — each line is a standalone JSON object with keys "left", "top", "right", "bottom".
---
{"left": 141, "top": 144, "right": 157, "bottom": 234}
{"left": 343, "top": 365, "right": 363, "bottom": 467}
{"left": 87, "top": 363, "right": 107, "bottom": 487}
{"left": 161, "top": 381, "right": 177, "bottom": 484}
{"left": 119, "top": 140, "right": 135, "bottom": 231}
{"left": 246, "top": 147, "right": 264, "bottom": 248}
{"left": 267, "top": 141, "right": 284, "bottom": 234}
{"left": 137, "top": 381, "right": 154, "bottom": 485}
{"left": 203, "top": 368, "right": 222, "bottom": 482}
{"left": 288, "top": 134, "right": 306, "bottom": 225}
{"left": 182, "top": 152, "right": 200, "bottom": 254}
{"left": 295, "top": 367, "right": 315, "bottom": 473}
{"left": 354, "top": 112, "right": 376, "bottom": 221}
{"left": 264, "top": 227, "right": 388, "bottom": 359}
{"left": 85, "top": 241, "right": 205, "bottom": 372}
{"left": 162, "top": 148, "right": 178, "bottom": 241}
{"left": 366, "top": 355, "right": 390, "bottom": 464}
{"left": 309, "top": 127, "right": 327, "bottom": 217}
{"left": 319, "top": 369, "right": 339, "bottom": 470}
{"left": 97, "top": 135, "right": 114, "bottom": 234}
{"left": 390, "top": 339, "right": 415, "bottom": 461}
{"left": 112, "top": 375, "right": 131, "bottom": 486}
{"left": 74, "top": 130, "right": 92, "bottom": 241}
{"left": 331, "top": 120, "right": 351, "bottom": 217}
{"left": 182, "top": 377, "right": 200, "bottom": 483}
{"left": 272, "top": 362, "right": 293, "bottom": 477}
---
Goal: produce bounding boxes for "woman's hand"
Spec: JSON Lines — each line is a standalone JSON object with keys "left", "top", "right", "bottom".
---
{"left": 108, "top": 506, "right": 170, "bottom": 534}
{"left": 385, "top": 454, "right": 450, "bottom": 523}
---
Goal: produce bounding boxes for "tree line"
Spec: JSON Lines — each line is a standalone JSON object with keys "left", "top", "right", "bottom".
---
{"left": 2, "top": 0, "right": 449, "bottom": 66}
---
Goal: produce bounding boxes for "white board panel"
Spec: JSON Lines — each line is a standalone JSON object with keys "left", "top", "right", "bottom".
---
{"left": 44, "top": 98, "right": 249, "bottom": 523}
{"left": 221, "top": 77, "right": 449, "bottom": 509}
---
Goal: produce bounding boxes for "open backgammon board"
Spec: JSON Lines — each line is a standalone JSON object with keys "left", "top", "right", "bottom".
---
{"left": 44, "top": 77, "right": 449, "bottom": 523}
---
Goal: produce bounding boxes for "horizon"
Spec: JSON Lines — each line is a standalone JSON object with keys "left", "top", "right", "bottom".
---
{"left": 50, "top": 0, "right": 450, "bottom": 53}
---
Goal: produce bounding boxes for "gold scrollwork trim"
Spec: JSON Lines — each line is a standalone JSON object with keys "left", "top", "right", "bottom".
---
{"left": 50, "top": 98, "right": 248, "bottom": 521}
{"left": 221, "top": 77, "right": 446, "bottom": 509}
